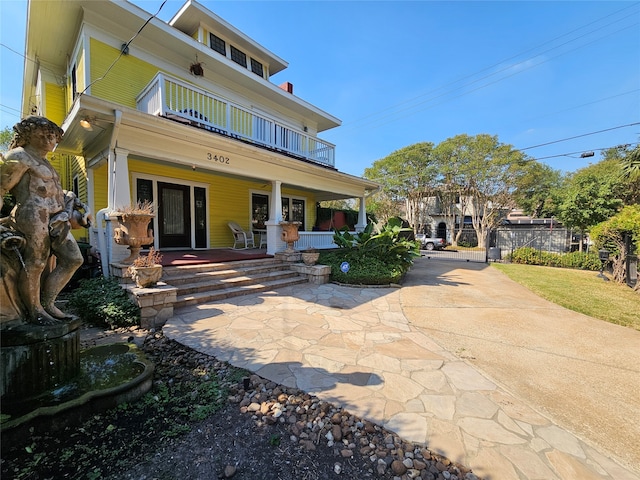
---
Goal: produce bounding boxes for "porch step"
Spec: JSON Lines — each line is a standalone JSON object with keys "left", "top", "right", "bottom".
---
{"left": 162, "top": 258, "right": 308, "bottom": 309}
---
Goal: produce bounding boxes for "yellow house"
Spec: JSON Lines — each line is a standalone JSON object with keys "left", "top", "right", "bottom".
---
{"left": 21, "top": 0, "right": 378, "bottom": 267}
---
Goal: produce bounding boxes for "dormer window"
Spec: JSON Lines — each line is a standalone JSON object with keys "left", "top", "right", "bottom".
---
{"left": 250, "top": 58, "right": 263, "bottom": 78}
{"left": 209, "top": 33, "right": 226, "bottom": 55}
{"left": 230, "top": 45, "right": 247, "bottom": 68}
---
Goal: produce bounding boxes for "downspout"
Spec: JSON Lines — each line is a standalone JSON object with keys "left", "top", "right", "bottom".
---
{"left": 96, "top": 109, "right": 122, "bottom": 276}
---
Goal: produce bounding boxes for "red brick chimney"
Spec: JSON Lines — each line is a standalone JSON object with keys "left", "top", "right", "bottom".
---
{"left": 279, "top": 81, "right": 293, "bottom": 94}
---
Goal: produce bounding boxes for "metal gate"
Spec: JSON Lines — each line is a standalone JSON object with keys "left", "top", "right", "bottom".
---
{"left": 421, "top": 226, "right": 487, "bottom": 263}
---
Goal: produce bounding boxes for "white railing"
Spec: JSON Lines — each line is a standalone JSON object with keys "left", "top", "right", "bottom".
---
{"left": 137, "top": 72, "right": 335, "bottom": 167}
{"left": 296, "top": 231, "right": 339, "bottom": 250}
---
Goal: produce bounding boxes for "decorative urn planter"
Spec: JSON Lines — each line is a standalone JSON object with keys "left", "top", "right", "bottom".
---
{"left": 129, "top": 264, "right": 163, "bottom": 288}
{"left": 127, "top": 248, "right": 163, "bottom": 288}
{"left": 112, "top": 202, "right": 155, "bottom": 264}
{"left": 301, "top": 248, "right": 320, "bottom": 266}
{"left": 280, "top": 221, "right": 301, "bottom": 253}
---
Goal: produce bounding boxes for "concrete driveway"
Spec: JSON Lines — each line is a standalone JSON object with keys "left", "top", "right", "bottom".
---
{"left": 402, "top": 257, "right": 640, "bottom": 475}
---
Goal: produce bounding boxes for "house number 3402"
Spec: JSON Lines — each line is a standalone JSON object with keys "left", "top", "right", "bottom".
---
{"left": 207, "top": 153, "right": 230, "bottom": 164}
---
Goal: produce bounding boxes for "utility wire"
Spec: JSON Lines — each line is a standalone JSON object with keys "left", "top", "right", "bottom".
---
{"left": 78, "top": 0, "right": 167, "bottom": 97}
{"left": 344, "top": 20, "right": 639, "bottom": 133}
{"left": 520, "top": 123, "right": 640, "bottom": 151}
{"left": 345, "top": 2, "right": 640, "bottom": 129}
{"left": 340, "top": 5, "right": 639, "bottom": 132}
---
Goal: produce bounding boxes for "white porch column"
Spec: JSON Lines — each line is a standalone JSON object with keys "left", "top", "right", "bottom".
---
{"left": 265, "top": 180, "right": 283, "bottom": 255}
{"left": 109, "top": 147, "right": 132, "bottom": 264}
{"left": 112, "top": 147, "right": 131, "bottom": 208}
{"left": 355, "top": 195, "right": 367, "bottom": 232}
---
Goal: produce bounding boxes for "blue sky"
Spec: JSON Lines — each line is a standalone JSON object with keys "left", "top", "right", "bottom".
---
{"left": 1, "top": 1, "right": 639, "bottom": 177}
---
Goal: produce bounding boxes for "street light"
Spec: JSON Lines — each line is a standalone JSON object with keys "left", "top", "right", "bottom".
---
{"left": 597, "top": 248, "right": 610, "bottom": 281}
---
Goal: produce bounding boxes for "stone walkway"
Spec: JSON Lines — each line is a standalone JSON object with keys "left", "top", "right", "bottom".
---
{"left": 163, "top": 257, "right": 640, "bottom": 480}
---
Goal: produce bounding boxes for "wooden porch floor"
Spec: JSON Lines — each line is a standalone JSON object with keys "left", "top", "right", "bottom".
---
{"left": 159, "top": 248, "right": 272, "bottom": 266}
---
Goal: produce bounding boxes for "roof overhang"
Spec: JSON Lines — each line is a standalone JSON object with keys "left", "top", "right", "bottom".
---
{"left": 24, "top": 0, "right": 340, "bottom": 132}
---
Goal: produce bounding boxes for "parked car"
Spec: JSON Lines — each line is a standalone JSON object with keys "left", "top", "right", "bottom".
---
{"left": 415, "top": 234, "right": 446, "bottom": 251}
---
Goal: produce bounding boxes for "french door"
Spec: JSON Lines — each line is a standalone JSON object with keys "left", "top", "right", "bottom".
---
{"left": 158, "top": 182, "right": 191, "bottom": 248}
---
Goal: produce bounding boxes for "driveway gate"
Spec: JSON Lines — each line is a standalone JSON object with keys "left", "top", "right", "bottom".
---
{"left": 421, "top": 226, "right": 487, "bottom": 263}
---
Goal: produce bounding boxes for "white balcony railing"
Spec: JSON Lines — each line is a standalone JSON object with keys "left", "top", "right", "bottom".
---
{"left": 136, "top": 72, "right": 335, "bottom": 167}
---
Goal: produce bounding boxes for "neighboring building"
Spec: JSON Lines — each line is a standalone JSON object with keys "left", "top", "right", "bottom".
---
{"left": 21, "top": 0, "right": 378, "bottom": 266}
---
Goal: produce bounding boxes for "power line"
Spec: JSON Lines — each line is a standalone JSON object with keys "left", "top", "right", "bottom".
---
{"left": 78, "top": 0, "right": 167, "bottom": 97}
{"left": 347, "top": 2, "right": 640, "bottom": 129}
{"left": 346, "top": 21, "right": 639, "bottom": 133}
{"left": 520, "top": 123, "right": 640, "bottom": 151}
{"left": 339, "top": 4, "right": 639, "bottom": 132}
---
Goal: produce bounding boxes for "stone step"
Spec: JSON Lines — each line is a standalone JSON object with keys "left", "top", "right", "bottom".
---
{"left": 162, "top": 261, "right": 290, "bottom": 286}
{"left": 162, "top": 257, "right": 284, "bottom": 276}
{"left": 174, "top": 275, "right": 308, "bottom": 309}
{"left": 174, "top": 269, "right": 302, "bottom": 296}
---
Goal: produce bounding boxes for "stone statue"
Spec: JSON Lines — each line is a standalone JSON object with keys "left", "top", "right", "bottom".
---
{"left": 0, "top": 116, "right": 84, "bottom": 326}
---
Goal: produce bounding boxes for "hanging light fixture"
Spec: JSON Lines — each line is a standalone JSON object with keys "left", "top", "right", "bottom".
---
{"left": 79, "top": 118, "right": 93, "bottom": 131}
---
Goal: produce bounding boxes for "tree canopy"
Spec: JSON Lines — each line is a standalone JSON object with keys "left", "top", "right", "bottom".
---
{"left": 365, "top": 134, "right": 527, "bottom": 247}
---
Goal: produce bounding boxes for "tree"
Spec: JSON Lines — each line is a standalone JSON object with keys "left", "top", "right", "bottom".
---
{"left": 1, "top": 126, "right": 12, "bottom": 153}
{"left": 364, "top": 142, "right": 439, "bottom": 232}
{"left": 600, "top": 145, "right": 640, "bottom": 205}
{"left": 433, "top": 134, "right": 526, "bottom": 248}
{"left": 556, "top": 159, "right": 624, "bottom": 251}
{"left": 590, "top": 205, "right": 640, "bottom": 289}
{"left": 512, "top": 161, "right": 563, "bottom": 218}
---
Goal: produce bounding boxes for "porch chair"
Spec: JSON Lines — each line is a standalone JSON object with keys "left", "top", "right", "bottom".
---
{"left": 228, "top": 222, "right": 255, "bottom": 249}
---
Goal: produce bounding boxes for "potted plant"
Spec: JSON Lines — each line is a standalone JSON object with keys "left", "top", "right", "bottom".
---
{"left": 301, "top": 247, "right": 320, "bottom": 266}
{"left": 127, "top": 247, "right": 163, "bottom": 288}
{"left": 112, "top": 200, "right": 155, "bottom": 264}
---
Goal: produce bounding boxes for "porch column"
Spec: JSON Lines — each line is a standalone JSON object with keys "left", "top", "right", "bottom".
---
{"left": 112, "top": 147, "right": 131, "bottom": 208}
{"left": 265, "top": 180, "right": 283, "bottom": 255}
{"left": 355, "top": 195, "right": 367, "bottom": 232}
{"left": 110, "top": 147, "right": 132, "bottom": 264}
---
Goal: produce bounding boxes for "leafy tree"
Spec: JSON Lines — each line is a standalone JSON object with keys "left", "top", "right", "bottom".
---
{"left": 512, "top": 161, "right": 563, "bottom": 218}
{"left": 365, "top": 195, "right": 398, "bottom": 226}
{"left": 556, "top": 159, "right": 624, "bottom": 251}
{"left": 1, "top": 126, "right": 12, "bottom": 153}
{"left": 621, "top": 145, "right": 640, "bottom": 178}
{"left": 433, "top": 134, "right": 526, "bottom": 248}
{"left": 364, "top": 142, "right": 438, "bottom": 233}
{"left": 590, "top": 205, "right": 640, "bottom": 289}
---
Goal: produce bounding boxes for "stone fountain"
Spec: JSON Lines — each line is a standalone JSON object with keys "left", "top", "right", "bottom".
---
{"left": 0, "top": 117, "right": 153, "bottom": 442}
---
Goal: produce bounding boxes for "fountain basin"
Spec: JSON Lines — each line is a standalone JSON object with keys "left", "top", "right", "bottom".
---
{"left": 1, "top": 343, "right": 154, "bottom": 444}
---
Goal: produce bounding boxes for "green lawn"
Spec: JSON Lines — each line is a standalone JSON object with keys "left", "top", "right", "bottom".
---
{"left": 491, "top": 263, "right": 640, "bottom": 331}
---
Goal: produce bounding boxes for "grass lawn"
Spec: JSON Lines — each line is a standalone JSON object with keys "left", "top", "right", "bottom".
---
{"left": 491, "top": 263, "right": 640, "bottom": 331}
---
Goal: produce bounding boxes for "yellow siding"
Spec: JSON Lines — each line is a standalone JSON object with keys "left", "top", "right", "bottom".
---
{"left": 125, "top": 159, "right": 317, "bottom": 247}
{"left": 44, "top": 82, "right": 66, "bottom": 127}
{"left": 128, "top": 160, "right": 270, "bottom": 247}
{"left": 89, "top": 38, "right": 158, "bottom": 108}
{"left": 93, "top": 162, "right": 109, "bottom": 213}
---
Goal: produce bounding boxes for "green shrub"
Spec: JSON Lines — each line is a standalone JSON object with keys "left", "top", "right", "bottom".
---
{"left": 508, "top": 247, "right": 601, "bottom": 271}
{"left": 323, "top": 219, "right": 420, "bottom": 285}
{"left": 67, "top": 276, "right": 140, "bottom": 328}
{"left": 319, "top": 250, "right": 405, "bottom": 285}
